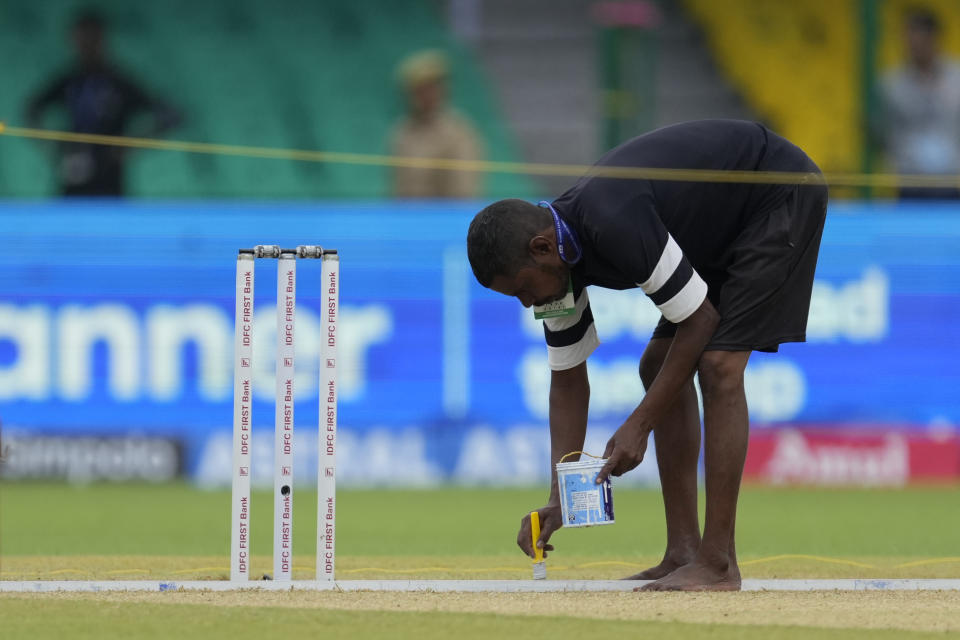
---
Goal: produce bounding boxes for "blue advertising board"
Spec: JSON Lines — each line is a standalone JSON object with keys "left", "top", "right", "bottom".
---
{"left": 1, "top": 200, "right": 958, "bottom": 485}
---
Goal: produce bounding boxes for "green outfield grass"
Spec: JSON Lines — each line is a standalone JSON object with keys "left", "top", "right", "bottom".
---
{"left": 2, "top": 483, "right": 959, "bottom": 639}
{"left": 1, "top": 483, "right": 958, "bottom": 579}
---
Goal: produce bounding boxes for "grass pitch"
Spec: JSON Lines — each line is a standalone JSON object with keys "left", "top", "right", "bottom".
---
{"left": 1, "top": 483, "right": 958, "bottom": 579}
{"left": 1, "top": 483, "right": 959, "bottom": 638}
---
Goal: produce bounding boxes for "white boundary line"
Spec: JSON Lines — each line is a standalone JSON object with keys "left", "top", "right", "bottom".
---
{"left": 3, "top": 579, "right": 960, "bottom": 593}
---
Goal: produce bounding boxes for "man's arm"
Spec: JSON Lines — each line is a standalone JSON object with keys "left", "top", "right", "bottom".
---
{"left": 516, "top": 361, "right": 589, "bottom": 558}
{"left": 596, "top": 298, "right": 719, "bottom": 482}
{"left": 631, "top": 298, "right": 718, "bottom": 422}
{"left": 547, "top": 361, "right": 590, "bottom": 502}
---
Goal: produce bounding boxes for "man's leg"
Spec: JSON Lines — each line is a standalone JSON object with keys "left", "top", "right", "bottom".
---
{"left": 625, "top": 337, "right": 702, "bottom": 580}
{"left": 644, "top": 349, "right": 751, "bottom": 591}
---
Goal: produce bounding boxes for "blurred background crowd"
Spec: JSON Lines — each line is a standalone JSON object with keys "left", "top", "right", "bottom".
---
{"left": 7, "top": 0, "right": 960, "bottom": 200}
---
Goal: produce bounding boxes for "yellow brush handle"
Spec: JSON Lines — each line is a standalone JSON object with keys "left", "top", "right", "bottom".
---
{"left": 530, "top": 511, "right": 543, "bottom": 562}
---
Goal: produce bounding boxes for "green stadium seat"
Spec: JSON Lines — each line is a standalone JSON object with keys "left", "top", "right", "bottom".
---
{"left": 2, "top": 0, "right": 532, "bottom": 198}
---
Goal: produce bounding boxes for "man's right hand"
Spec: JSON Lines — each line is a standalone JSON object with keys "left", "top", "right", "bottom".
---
{"left": 516, "top": 505, "right": 563, "bottom": 558}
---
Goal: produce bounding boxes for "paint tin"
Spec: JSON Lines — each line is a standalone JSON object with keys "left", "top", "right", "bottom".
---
{"left": 555, "top": 458, "right": 615, "bottom": 527}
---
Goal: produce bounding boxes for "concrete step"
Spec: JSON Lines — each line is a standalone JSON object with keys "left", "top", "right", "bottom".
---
{"left": 477, "top": 0, "right": 595, "bottom": 30}
{"left": 454, "top": 0, "right": 754, "bottom": 186}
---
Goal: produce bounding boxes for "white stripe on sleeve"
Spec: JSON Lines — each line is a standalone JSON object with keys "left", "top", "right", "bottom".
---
{"left": 637, "top": 234, "right": 683, "bottom": 295}
{"left": 657, "top": 271, "right": 708, "bottom": 323}
{"left": 547, "top": 323, "right": 599, "bottom": 370}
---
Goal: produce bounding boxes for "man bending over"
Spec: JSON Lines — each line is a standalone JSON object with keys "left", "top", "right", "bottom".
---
{"left": 466, "top": 120, "right": 827, "bottom": 591}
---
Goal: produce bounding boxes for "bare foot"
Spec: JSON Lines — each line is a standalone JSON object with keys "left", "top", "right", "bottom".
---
{"left": 622, "top": 553, "right": 695, "bottom": 581}
{"left": 728, "top": 563, "right": 741, "bottom": 584}
{"left": 636, "top": 560, "right": 742, "bottom": 592}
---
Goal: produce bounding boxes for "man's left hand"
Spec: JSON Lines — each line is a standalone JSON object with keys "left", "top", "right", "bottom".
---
{"left": 596, "top": 417, "right": 653, "bottom": 484}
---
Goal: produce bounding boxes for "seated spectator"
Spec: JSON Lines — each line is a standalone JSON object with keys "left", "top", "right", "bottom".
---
{"left": 878, "top": 9, "right": 960, "bottom": 199}
{"left": 390, "top": 50, "right": 483, "bottom": 198}
{"left": 25, "top": 9, "right": 181, "bottom": 197}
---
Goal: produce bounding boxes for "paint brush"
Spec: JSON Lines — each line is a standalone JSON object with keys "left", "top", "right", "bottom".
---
{"left": 531, "top": 510, "right": 546, "bottom": 580}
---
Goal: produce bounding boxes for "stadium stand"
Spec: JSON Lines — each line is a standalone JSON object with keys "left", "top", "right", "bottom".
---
{"left": 878, "top": 0, "right": 960, "bottom": 69}
{"left": 467, "top": 0, "right": 755, "bottom": 195}
{"left": 682, "top": 0, "right": 861, "bottom": 175}
{"left": 682, "top": 0, "right": 960, "bottom": 177}
{"left": 1, "top": 0, "right": 530, "bottom": 197}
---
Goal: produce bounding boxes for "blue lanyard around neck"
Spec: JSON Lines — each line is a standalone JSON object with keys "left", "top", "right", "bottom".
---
{"left": 538, "top": 201, "right": 582, "bottom": 265}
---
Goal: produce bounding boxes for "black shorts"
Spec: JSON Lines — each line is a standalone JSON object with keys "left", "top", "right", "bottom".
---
{"left": 652, "top": 175, "right": 828, "bottom": 353}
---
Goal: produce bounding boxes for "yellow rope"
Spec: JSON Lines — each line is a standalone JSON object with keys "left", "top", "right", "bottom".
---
{"left": 575, "top": 560, "right": 646, "bottom": 569}
{"left": 739, "top": 554, "right": 876, "bottom": 569}
{"left": 43, "top": 569, "right": 88, "bottom": 576}
{"left": 23, "top": 554, "right": 960, "bottom": 577}
{"left": 894, "top": 557, "right": 960, "bottom": 569}
{"left": 105, "top": 569, "right": 151, "bottom": 576}
{"left": 170, "top": 566, "right": 230, "bottom": 575}
{"left": 339, "top": 566, "right": 531, "bottom": 575}
{"left": 558, "top": 451, "right": 604, "bottom": 464}
{"left": 10, "top": 555, "right": 960, "bottom": 579}
{"left": 4, "top": 123, "right": 960, "bottom": 189}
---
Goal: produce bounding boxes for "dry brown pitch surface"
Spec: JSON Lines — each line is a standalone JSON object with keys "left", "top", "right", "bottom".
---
{"left": 5, "top": 589, "right": 958, "bottom": 635}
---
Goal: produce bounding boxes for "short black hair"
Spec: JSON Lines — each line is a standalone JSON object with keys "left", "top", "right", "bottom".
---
{"left": 906, "top": 8, "right": 940, "bottom": 34}
{"left": 466, "top": 199, "right": 552, "bottom": 287}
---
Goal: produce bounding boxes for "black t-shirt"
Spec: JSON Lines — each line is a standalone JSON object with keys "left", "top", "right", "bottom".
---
{"left": 542, "top": 120, "right": 816, "bottom": 370}
{"left": 27, "top": 65, "right": 173, "bottom": 195}
{"left": 31, "top": 66, "right": 153, "bottom": 135}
